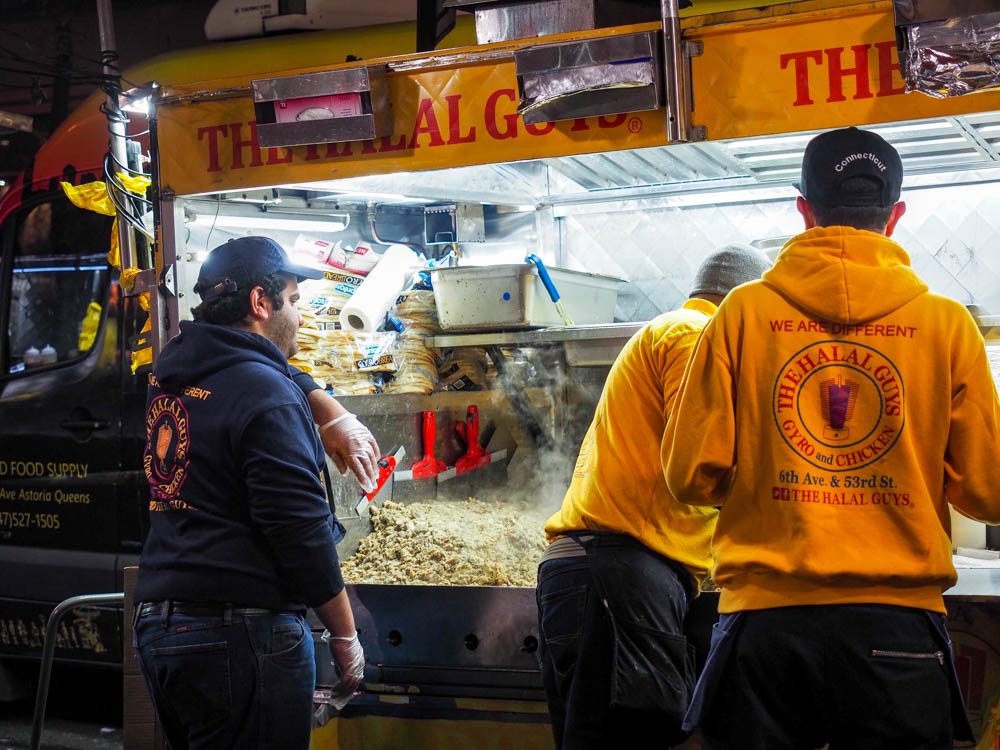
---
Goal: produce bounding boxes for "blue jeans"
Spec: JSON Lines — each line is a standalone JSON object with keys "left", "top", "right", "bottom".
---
{"left": 135, "top": 609, "right": 315, "bottom": 750}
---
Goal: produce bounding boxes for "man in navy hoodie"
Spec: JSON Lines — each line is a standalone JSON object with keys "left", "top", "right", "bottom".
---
{"left": 134, "top": 236, "right": 375, "bottom": 749}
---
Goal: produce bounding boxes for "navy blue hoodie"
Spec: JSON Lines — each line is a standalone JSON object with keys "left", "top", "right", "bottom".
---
{"left": 135, "top": 320, "right": 343, "bottom": 609}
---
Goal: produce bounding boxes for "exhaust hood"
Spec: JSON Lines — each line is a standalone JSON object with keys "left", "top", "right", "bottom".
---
{"left": 288, "top": 111, "right": 1000, "bottom": 210}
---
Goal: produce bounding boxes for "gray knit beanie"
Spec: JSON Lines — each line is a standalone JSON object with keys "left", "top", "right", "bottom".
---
{"left": 689, "top": 244, "right": 771, "bottom": 298}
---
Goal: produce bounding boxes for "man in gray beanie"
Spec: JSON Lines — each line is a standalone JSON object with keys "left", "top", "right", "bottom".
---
{"left": 536, "top": 243, "right": 770, "bottom": 750}
{"left": 690, "top": 244, "right": 773, "bottom": 298}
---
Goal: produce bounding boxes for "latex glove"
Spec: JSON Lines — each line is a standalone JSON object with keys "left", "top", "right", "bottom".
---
{"left": 322, "top": 630, "right": 365, "bottom": 709}
{"left": 320, "top": 413, "right": 381, "bottom": 493}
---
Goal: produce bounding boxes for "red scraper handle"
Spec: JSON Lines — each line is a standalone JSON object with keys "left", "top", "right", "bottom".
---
{"left": 363, "top": 455, "right": 398, "bottom": 501}
{"left": 456, "top": 405, "right": 489, "bottom": 474}
{"left": 411, "top": 411, "right": 446, "bottom": 479}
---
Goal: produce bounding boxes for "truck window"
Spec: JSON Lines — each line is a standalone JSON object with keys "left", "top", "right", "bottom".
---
{"left": 5, "top": 195, "right": 112, "bottom": 375}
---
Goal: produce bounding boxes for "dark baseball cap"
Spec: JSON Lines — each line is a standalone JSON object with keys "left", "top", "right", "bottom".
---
{"left": 196, "top": 236, "right": 324, "bottom": 300}
{"left": 797, "top": 127, "right": 903, "bottom": 208}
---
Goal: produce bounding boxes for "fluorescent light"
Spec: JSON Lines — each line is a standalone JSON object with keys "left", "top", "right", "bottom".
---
{"left": 314, "top": 191, "right": 417, "bottom": 203}
{"left": 190, "top": 214, "right": 348, "bottom": 232}
{"left": 14, "top": 265, "right": 106, "bottom": 273}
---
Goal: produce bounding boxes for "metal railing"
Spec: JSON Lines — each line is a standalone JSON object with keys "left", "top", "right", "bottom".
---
{"left": 30, "top": 592, "right": 125, "bottom": 750}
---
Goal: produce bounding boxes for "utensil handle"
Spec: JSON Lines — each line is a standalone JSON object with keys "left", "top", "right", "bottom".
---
{"left": 422, "top": 411, "right": 436, "bottom": 460}
{"left": 466, "top": 405, "right": 479, "bottom": 448}
{"left": 525, "top": 253, "right": 561, "bottom": 303}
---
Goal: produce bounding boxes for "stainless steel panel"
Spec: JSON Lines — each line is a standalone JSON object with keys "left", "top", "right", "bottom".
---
{"left": 893, "top": 0, "right": 1000, "bottom": 25}
{"left": 520, "top": 84, "right": 662, "bottom": 124}
{"left": 255, "top": 115, "right": 385, "bottom": 148}
{"left": 252, "top": 66, "right": 391, "bottom": 147}
{"left": 312, "top": 584, "right": 543, "bottom": 688}
{"left": 428, "top": 323, "right": 643, "bottom": 348}
{"left": 252, "top": 67, "right": 382, "bottom": 101}
{"left": 514, "top": 31, "right": 659, "bottom": 74}
{"left": 472, "top": 0, "right": 660, "bottom": 44}
{"left": 514, "top": 31, "right": 662, "bottom": 124}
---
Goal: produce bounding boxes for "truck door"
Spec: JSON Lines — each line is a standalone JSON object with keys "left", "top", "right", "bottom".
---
{"left": 0, "top": 188, "right": 123, "bottom": 663}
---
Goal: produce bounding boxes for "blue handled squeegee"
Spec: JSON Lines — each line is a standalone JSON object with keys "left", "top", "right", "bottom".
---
{"left": 525, "top": 253, "right": 574, "bottom": 326}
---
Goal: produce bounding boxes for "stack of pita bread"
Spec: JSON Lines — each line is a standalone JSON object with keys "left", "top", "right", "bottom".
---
{"left": 384, "top": 289, "right": 439, "bottom": 395}
{"left": 290, "top": 288, "right": 376, "bottom": 396}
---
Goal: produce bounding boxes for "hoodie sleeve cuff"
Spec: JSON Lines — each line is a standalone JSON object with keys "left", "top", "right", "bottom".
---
{"left": 290, "top": 368, "right": 323, "bottom": 396}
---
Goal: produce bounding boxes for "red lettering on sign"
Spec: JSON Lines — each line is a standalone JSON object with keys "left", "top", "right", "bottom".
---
{"left": 781, "top": 41, "right": 906, "bottom": 107}
{"left": 381, "top": 134, "right": 408, "bottom": 152}
{"left": 570, "top": 118, "right": 590, "bottom": 132}
{"left": 875, "top": 41, "right": 906, "bottom": 97}
{"left": 780, "top": 50, "right": 823, "bottom": 106}
{"left": 485, "top": 89, "right": 518, "bottom": 140}
{"left": 446, "top": 94, "right": 476, "bottom": 144}
{"left": 326, "top": 141, "right": 354, "bottom": 158}
{"left": 360, "top": 136, "right": 408, "bottom": 154}
{"left": 598, "top": 114, "right": 627, "bottom": 128}
{"left": 266, "top": 146, "right": 293, "bottom": 165}
{"left": 197, "top": 125, "right": 228, "bottom": 173}
{"left": 525, "top": 121, "right": 555, "bottom": 136}
{"left": 229, "top": 122, "right": 264, "bottom": 170}
{"left": 409, "top": 98, "right": 446, "bottom": 149}
{"left": 825, "top": 45, "right": 873, "bottom": 102}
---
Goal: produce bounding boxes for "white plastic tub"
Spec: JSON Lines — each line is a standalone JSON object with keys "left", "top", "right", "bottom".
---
{"left": 430, "top": 263, "right": 621, "bottom": 332}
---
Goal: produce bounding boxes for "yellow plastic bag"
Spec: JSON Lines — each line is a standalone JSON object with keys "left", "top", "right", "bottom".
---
{"left": 60, "top": 181, "right": 116, "bottom": 217}
{"left": 130, "top": 315, "right": 153, "bottom": 374}
{"left": 60, "top": 175, "right": 152, "bottom": 270}
{"left": 78, "top": 301, "right": 103, "bottom": 353}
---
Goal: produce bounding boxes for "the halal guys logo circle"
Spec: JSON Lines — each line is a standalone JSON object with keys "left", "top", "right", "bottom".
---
{"left": 772, "top": 340, "right": 904, "bottom": 471}
{"left": 143, "top": 395, "right": 190, "bottom": 498}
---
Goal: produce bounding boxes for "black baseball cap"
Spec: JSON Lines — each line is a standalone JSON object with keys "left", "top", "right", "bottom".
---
{"left": 797, "top": 127, "right": 903, "bottom": 208}
{"left": 196, "top": 236, "right": 323, "bottom": 300}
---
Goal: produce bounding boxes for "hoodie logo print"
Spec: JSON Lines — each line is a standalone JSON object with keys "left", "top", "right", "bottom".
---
{"left": 144, "top": 395, "right": 191, "bottom": 502}
{"left": 772, "top": 341, "right": 904, "bottom": 471}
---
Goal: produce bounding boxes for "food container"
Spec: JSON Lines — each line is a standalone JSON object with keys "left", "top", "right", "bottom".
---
{"left": 431, "top": 263, "right": 621, "bottom": 331}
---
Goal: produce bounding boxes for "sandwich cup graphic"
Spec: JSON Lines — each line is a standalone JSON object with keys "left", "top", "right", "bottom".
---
{"left": 821, "top": 376, "right": 858, "bottom": 442}
{"left": 155, "top": 422, "right": 174, "bottom": 476}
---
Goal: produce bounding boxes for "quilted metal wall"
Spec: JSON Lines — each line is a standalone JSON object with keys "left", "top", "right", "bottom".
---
{"left": 559, "top": 182, "right": 1000, "bottom": 322}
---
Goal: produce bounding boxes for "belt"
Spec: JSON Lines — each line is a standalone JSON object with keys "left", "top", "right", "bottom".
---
{"left": 540, "top": 534, "right": 593, "bottom": 563}
{"left": 542, "top": 531, "right": 698, "bottom": 600}
{"left": 137, "top": 601, "right": 298, "bottom": 618}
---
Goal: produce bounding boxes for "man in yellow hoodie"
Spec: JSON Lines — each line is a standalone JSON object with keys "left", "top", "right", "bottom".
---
{"left": 664, "top": 126, "right": 1000, "bottom": 749}
{"left": 537, "top": 245, "right": 771, "bottom": 750}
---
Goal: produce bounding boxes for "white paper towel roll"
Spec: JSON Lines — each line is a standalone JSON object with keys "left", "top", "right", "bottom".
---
{"left": 950, "top": 505, "right": 986, "bottom": 551}
{"left": 339, "top": 244, "right": 417, "bottom": 334}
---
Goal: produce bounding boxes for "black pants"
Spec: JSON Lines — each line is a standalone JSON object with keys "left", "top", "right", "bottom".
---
{"left": 536, "top": 536, "right": 695, "bottom": 750}
{"left": 698, "top": 605, "right": 967, "bottom": 750}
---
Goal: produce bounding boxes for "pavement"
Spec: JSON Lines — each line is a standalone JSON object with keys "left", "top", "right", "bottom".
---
{"left": 0, "top": 663, "right": 122, "bottom": 750}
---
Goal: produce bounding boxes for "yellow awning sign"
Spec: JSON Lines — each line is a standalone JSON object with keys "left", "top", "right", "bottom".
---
{"left": 155, "top": 4, "right": 1000, "bottom": 197}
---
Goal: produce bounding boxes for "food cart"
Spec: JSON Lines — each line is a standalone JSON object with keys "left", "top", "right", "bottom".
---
{"left": 78, "top": 0, "right": 1000, "bottom": 746}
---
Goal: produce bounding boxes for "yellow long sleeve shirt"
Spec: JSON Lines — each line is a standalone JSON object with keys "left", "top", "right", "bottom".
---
{"left": 545, "top": 298, "right": 719, "bottom": 587}
{"left": 664, "top": 226, "right": 1000, "bottom": 614}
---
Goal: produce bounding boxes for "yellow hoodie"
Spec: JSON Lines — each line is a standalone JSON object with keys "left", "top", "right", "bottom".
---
{"left": 545, "top": 298, "right": 719, "bottom": 587}
{"left": 664, "top": 226, "right": 1000, "bottom": 614}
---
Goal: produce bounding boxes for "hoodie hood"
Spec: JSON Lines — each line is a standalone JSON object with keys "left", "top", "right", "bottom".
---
{"left": 762, "top": 226, "right": 928, "bottom": 325}
{"left": 156, "top": 320, "right": 292, "bottom": 391}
